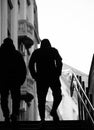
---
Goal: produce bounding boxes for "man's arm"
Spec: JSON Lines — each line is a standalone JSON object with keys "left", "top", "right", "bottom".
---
{"left": 54, "top": 49, "right": 63, "bottom": 77}
{"left": 28, "top": 51, "right": 37, "bottom": 80}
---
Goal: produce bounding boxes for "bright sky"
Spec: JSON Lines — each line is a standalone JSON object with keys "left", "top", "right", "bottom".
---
{"left": 36, "top": 0, "right": 94, "bottom": 75}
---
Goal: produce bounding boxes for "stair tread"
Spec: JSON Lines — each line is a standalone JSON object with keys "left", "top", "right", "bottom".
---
{"left": 0, "top": 121, "right": 93, "bottom": 129}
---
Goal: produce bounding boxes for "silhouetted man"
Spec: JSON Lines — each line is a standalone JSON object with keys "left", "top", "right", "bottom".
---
{"left": 0, "top": 38, "right": 26, "bottom": 121}
{"left": 29, "top": 39, "right": 63, "bottom": 121}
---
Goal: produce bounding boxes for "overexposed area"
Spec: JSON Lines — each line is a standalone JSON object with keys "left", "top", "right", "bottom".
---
{"left": 36, "top": 0, "right": 94, "bottom": 74}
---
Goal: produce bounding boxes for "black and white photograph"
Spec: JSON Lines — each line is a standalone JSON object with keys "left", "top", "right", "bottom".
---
{"left": 0, "top": 0, "right": 94, "bottom": 129}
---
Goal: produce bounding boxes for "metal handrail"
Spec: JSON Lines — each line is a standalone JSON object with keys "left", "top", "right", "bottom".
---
{"left": 73, "top": 77, "right": 94, "bottom": 123}
{"left": 62, "top": 69, "right": 94, "bottom": 123}
{"left": 71, "top": 71, "right": 94, "bottom": 123}
{"left": 72, "top": 71, "right": 94, "bottom": 111}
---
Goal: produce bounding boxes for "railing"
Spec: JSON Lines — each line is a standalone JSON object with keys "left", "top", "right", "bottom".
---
{"left": 63, "top": 69, "right": 94, "bottom": 124}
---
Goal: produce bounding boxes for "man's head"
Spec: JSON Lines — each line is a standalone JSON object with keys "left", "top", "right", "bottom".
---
{"left": 40, "top": 39, "right": 51, "bottom": 48}
{"left": 2, "top": 37, "right": 15, "bottom": 51}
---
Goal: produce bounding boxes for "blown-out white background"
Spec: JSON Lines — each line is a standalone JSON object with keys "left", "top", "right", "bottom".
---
{"left": 36, "top": 0, "right": 94, "bottom": 75}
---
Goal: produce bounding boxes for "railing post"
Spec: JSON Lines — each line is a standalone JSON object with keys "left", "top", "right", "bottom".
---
{"left": 81, "top": 81, "right": 85, "bottom": 120}
{"left": 89, "top": 94, "right": 93, "bottom": 118}
{"left": 78, "top": 76, "right": 87, "bottom": 120}
{"left": 77, "top": 75, "right": 82, "bottom": 120}
{"left": 70, "top": 74, "right": 74, "bottom": 97}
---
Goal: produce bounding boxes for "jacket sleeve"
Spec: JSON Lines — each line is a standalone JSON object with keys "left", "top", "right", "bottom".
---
{"left": 28, "top": 51, "right": 37, "bottom": 80}
{"left": 16, "top": 51, "right": 27, "bottom": 86}
{"left": 54, "top": 49, "right": 63, "bottom": 77}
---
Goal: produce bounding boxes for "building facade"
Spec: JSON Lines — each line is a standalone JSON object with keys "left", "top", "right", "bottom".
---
{"left": 0, "top": 0, "right": 40, "bottom": 48}
{"left": 0, "top": 0, "right": 40, "bottom": 121}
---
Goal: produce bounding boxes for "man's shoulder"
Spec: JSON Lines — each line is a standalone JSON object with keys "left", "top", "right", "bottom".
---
{"left": 34, "top": 48, "right": 40, "bottom": 52}
{"left": 51, "top": 47, "right": 62, "bottom": 60}
{"left": 51, "top": 47, "right": 58, "bottom": 53}
{"left": 15, "top": 50, "right": 22, "bottom": 57}
{"left": 14, "top": 50, "right": 24, "bottom": 61}
{"left": 32, "top": 48, "right": 41, "bottom": 55}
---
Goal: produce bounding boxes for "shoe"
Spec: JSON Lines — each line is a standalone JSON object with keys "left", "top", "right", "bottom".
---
{"left": 50, "top": 111, "right": 59, "bottom": 121}
{"left": 5, "top": 117, "right": 10, "bottom": 122}
{"left": 10, "top": 114, "right": 18, "bottom": 122}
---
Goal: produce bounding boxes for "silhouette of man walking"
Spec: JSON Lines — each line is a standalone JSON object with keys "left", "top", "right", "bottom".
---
{"left": 29, "top": 39, "right": 63, "bottom": 121}
{"left": 0, "top": 38, "right": 26, "bottom": 121}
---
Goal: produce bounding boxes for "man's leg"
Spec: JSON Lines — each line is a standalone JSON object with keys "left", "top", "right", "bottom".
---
{"left": 50, "top": 79, "right": 62, "bottom": 121}
{"left": 37, "top": 81, "right": 49, "bottom": 121}
{"left": 1, "top": 89, "right": 10, "bottom": 121}
{"left": 11, "top": 87, "right": 21, "bottom": 121}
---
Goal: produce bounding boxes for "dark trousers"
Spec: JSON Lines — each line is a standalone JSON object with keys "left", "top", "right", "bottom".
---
{"left": 0, "top": 84, "right": 21, "bottom": 121}
{"left": 49, "top": 79, "right": 62, "bottom": 114}
{"left": 10, "top": 86, "right": 21, "bottom": 119}
{"left": 1, "top": 88, "right": 10, "bottom": 120}
{"left": 36, "top": 77, "right": 62, "bottom": 121}
{"left": 36, "top": 81, "right": 49, "bottom": 120}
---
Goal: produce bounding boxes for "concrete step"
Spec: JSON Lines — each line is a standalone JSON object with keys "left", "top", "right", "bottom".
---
{"left": 0, "top": 121, "right": 93, "bottom": 130}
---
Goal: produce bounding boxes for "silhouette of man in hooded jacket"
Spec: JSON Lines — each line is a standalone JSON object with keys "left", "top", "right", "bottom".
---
{"left": 0, "top": 38, "right": 26, "bottom": 121}
{"left": 29, "top": 39, "right": 63, "bottom": 121}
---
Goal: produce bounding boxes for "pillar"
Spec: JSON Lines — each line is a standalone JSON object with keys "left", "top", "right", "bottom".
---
{"left": 26, "top": 1, "right": 37, "bottom": 120}
{"left": 27, "top": 0, "right": 35, "bottom": 55}
{"left": 27, "top": 0, "right": 34, "bottom": 25}
{"left": 19, "top": 0, "right": 27, "bottom": 19}
{"left": 11, "top": 0, "right": 18, "bottom": 49}
{"left": 1, "top": 0, "right": 8, "bottom": 43}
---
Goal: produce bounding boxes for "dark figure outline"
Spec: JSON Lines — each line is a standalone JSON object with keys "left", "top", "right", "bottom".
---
{"left": 29, "top": 39, "right": 63, "bottom": 121}
{"left": 0, "top": 37, "right": 26, "bottom": 122}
